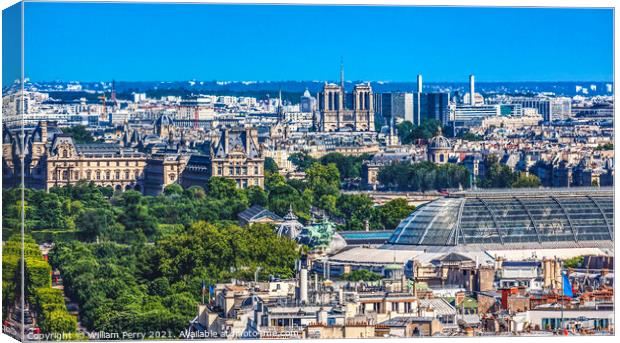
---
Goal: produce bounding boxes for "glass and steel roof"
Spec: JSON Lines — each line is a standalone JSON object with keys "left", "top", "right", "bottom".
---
{"left": 388, "top": 188, "right": 613, "bottom": 247}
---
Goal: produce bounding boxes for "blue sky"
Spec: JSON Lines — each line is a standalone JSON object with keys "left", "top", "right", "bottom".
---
{"left": 4, "top": 3, "right": 615, "bottom": 85}
{"left": 2, "top": 2, "right": 22, "bottom": 88}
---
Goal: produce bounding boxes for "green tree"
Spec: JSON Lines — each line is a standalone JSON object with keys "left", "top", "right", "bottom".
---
{"left": 564, "top": 256, "right": 584, "bottom": 268}
{"left": 288, "top": 152, "right": 317, "bottom": 171}
{"left": 336, "top": 194, "right": 375, "bottom": 230}
{"left": 375, "top": 198, "right": 415, "bottom": 231}
{"left": 342, "top": 269, "right": 383, "bottom": 282}
{"left": 75, "top": 208, "right": 115, "bottom": 241}
{"left": 478, "top": 155, "right": 518, "bottom": 188}
{"left": 247, "top": 186, "right": 268, "bottom": 207}
{"left": 206, "top": 177, "right": 248, "bottom": 204}
{"left": 163, "top": 183, "right": 184, "bottom": 196}
{"left": 305, "top": 162, "right": 340, "bottom": 208}
{"left": 61, "top": 125, "right": 94, "bottom": 144}
{"left": 264, "top": 157, "right": 279, "bottom": 174}
{"left": 511, "top": 173, "right": 542, "bottom": 188}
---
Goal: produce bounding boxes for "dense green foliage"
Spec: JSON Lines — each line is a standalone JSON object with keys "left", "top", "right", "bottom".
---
{"left": 563, "top": 256, "right": 585, "bottom": 269}
{"left": 48, "top": 222, "right": 298, "bottom": 336}
{"left": 288, "top": 152, "right": 372, "bottom": 181}
{"left": 396, "top": 119, "right": 449, "bottom": 144}
{"left": 459, "top": 131, "right": 484, "bottom": 141}
{"left": 335, "top": 196, "right": 415, "bottom": 231}
{"left": 378, "top": 161, "right": 470, "bottom": 191}
{"left": 2, "top": 234, "right": 77, "bottom": 335}
{"left": 595, "top": 143, "right": 614, "bottom": 151}
{"left": 511, "top": 173, "right": 542, "bottom": 188}
{"left": 264, "top": 157, "right": 280, "bottom": 174}
{"left": 2, "top": 165, "right": 417, "bottom": 335}
{"left": 60, "top": 125, "right": 94, "bottom": 144}
{"left": 477, "top": 155, "right": 542, "bottom": 189}
{"left": 341, "top": 269, "right": 383, "bottom": 282}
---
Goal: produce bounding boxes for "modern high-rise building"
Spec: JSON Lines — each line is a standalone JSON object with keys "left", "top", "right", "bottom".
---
{"left": 449, "top": 104, "right": 501, "bottom": 131}
{"left": 413, "top": 92, "right": 451, "bottom": 126}
{"left": 506, "top": 97, "right": 572, "bottom": 121}
{"left": 391, "top": 92, "right": 414, "bottom": 123}
{"left": 300, "top": 89, "right": 316, "bottom": 113}
{"left": 374, "top": 93, "right": 393, "bottom": 123}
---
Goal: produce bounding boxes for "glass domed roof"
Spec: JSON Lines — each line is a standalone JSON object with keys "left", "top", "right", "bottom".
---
{"left": 388, "top": 188, "right": 614, "bottom": 247}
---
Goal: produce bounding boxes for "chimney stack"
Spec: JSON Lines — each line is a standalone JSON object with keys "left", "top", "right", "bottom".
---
{"left": 417, "top": 74, "right": 423, "bottom": 93}
{"left": 469, "top": 74, "right": 475, "bottom": 105}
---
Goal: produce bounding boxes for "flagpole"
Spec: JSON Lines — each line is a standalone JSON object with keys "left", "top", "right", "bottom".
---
{"left": 202, "top": 281, "right": 205, "bottom": 305}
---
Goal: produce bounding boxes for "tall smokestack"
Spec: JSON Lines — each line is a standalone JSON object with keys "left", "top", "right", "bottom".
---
{"left": 300, "top": 268, "right": 308, "bottom": 304}
{"left": 469, "top": 74, "right": 475, "bottom": 105}
{"left": 417, "top": 74, "right": 423, "bottom": 93}
{"left": 340, "top": 57, "right": 345, "bottom": 92}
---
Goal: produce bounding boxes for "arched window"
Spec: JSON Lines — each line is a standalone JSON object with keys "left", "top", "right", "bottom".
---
{"left": 62, "top": 149, "right": 68, "bottom": 158}
{"left": 169, "top": 173, "right": 176, "bottom": 181}
{"left": 96, "top": 171, "right": 101, "bottom": 180}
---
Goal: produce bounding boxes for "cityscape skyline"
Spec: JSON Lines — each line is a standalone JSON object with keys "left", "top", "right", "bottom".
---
{"left": 2, "top": 3, "right": 613, "bottom": 87}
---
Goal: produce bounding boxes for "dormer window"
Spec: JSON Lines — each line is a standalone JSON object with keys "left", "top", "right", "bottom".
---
{"left": 62, "top": 149, "right": 68, "bottom": 158}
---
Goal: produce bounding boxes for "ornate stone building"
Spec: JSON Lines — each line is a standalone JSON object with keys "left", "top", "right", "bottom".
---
{"left": 143, "top": 153, "right": 190, "bottom": 195}
{"left": 316, "top": 82, "right": 375, "bottom": 132}
{"left": 181, "top": 127, "right": 264, "bottom": 189}
{"left": 3, "top": 121, "right": 50, "bottom": 189}
{"left": 427, "top": 128, "right": 453, "bottom": 164}
{"left": 45, "top": 135, "right": 148, "bottom": 191}
{"left": 3, "top": 122, "right": 265, "bottom": 193}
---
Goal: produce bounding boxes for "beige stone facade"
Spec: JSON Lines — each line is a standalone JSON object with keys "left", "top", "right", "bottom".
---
{"left": 208, "top": 127, "right": 264, "bottom": 189}
{"left": 316, "top": 83, "right": 375, "bottom": 132}
{"left": 46, "top": 135, "right": 148, "bottom": 192}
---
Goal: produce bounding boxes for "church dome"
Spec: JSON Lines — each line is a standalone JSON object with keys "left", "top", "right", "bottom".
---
{"left": 428, "top": 128, "right": 452, "bottom": 150}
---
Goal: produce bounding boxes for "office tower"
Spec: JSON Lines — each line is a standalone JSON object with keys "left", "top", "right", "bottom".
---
{"left": 413, "top": 92, "right": 451, "bottom": 126}
{"left": 374, "top": 93, "right": 393, "bottom": 123}
{"left": 392, "top": 93, "right": 414, "bottom": 123}
{"left": 450, "top": 104, "right": 501, "bottom": 130}
{"left": 300, "top": 89, "right": 316, "bottom": 113}
{"left": 506, "top": 97, "right": 571, "bottom": 122}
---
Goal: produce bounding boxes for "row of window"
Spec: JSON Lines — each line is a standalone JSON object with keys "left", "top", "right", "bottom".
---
{"left": 235, "top": 178, "right": 261, "bottom": 188}
{"left": 51, "top": 169, "right": 142, "bottom": 181}
{"left": 55, "top": 152, "right": 142, "bottom": 167}
{"left": 216, "top": 165, "right": 261, "bottom": 176}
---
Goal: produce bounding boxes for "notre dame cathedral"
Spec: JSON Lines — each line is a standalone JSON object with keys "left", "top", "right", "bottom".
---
{"left": 314, "top": 63, "right": 375, "bottom": 132}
